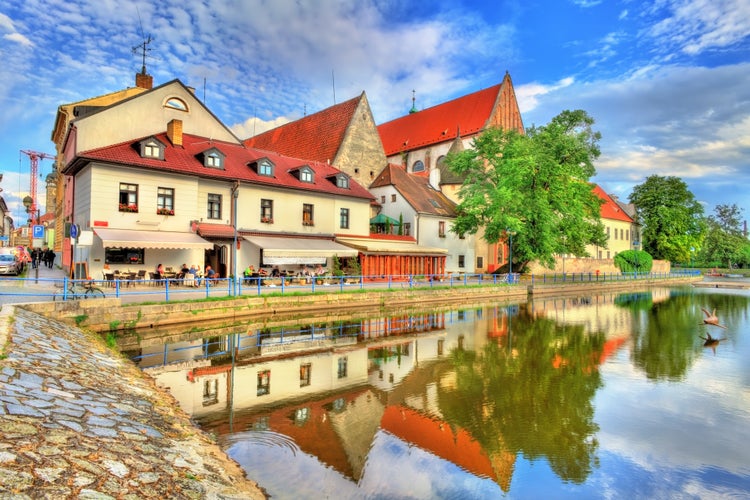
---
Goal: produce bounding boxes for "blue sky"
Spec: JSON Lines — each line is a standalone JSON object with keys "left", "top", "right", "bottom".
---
{"left": 1, "top": 0, "right": 748, "bottom": 230}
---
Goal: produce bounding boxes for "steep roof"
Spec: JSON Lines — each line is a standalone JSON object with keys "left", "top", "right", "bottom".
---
{"left": 244, "top": 93, "right": 363, "bottom": 163}
{"left": 65, "top": 132, "right": 374, "bottom": 202}
{"left": 371, "top": 164, "right": 456, "bottom": 217}
{"left": 378, "top": 84, "right": 501, "bottom": 156}
{"left": 593, "top": 185, "right": 634, "bottom": 223}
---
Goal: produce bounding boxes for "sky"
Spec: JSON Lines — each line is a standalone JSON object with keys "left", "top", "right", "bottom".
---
{"left": 1, "top": 0, "right": 748, "bottom": 229}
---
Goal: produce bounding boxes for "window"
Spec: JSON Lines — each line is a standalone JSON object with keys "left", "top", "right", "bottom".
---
{"left": 458, "top": 255, "right": 465, "bottom": 268}
{"left": 261, "top": 199, "right": 274, "bottom": 223}
{"left": 259, "top": 160, "right": 274, "bottom": 176}
{"left": 391, "top": 194, "right": 397, "bottom": 202}
{"left": 412, "top": 160, "right": 425, "bottom": 172}
{"left": 302, "top": 204, "right": 314, "bottom": 226}
{"left": 437, "top": 339, "right": 444, "bottom": 356}
{"left": 477, "top": 256, "right": 484, "bottom": 268}
{"left": 119, "top": 183, "right": 138, "bottom": 212}
{"left": 340, "top": 208, "right": 350, "bottom": 229}
{"left": 337, "top": 356, "right": 348, "bottom": 379}
{"left": 139, "top": 138, "right": 164, "bottom": 160}
{"left": 165, "top": 97, "right": 188, "bottom": 111}
{"left": 207, "top": 194, "right": 222, "bottom": 219}
{"left": 403, "top": 222, "right": 411, "bottom": 236}
{"left": 381, "top": 196, "right": 386, "bottom": 204}
{"left": 296, "top": 166, "right": 313, "bottom": 183}
{"left": 157, "top": 187, "right": 174, "bottom": 215}
{"left": 203, "top": 149, "right": 224, "bottom": 168}
{"left": 438, "top": 221, "right": 446, "bottom": 238}
{"left": 257, "top": 370, "right": 270, "bottom": 396}
{"left": 202, "top": 379, "right": 218, "bottom": 406}
{"left": 105, "top": 248, "right": 144, "bottom": 265}
{"left": 336, "top": 175, "right": 349, "bottom": 189}
{"left": 300, "top": 363, "right": 311, "bottom": 387}
{"left": 614, "top": 228, "right": 618, "bottom": 240}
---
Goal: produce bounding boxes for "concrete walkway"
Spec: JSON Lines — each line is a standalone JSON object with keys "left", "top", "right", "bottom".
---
{"left": 0, "top": 304, "right": 265, "bottom": 498}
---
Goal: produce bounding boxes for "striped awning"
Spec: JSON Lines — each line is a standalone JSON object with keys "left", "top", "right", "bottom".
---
{"left": 94, "top": 228, "right": 214, "bottom": 250}
{"left": 243, "top": 235, "right": 358, "bottom": 265}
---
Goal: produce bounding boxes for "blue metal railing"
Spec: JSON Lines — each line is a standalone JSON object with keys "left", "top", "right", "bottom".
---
{"left": 0, "top": 270, "right": 700, "bottom": 303}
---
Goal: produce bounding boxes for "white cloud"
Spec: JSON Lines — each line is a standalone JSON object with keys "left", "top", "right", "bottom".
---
{"left": 515, "top": 77, "right": 575, "bottom": 113}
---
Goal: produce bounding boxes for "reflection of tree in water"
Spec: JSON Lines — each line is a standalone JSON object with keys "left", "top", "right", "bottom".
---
{"left": 630, "top": 291, "right": 749, "bottom": 381}
{"left": 440, "top": 309, "right": 605, "bottom": 485}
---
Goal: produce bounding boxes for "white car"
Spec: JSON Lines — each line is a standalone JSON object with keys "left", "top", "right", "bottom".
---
{"left": 0, "top": 253, "right": 21, "bottom": 275}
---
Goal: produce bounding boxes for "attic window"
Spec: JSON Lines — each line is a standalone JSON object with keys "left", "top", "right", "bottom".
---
{"left": 412, "top": 160, "right": 425, "bottom": 173}
{"left": 329, "top": 173, "right": 349, "bottom": 189}
{"left": 164, "top": 97, "right": 188, "bottom": 111}
{"left": 139, "top": 137, "right": 165, "bottom": 160}
{"left": 202, "top": 148, "right": 225, "bottom": 169}
{"left": 296, "top": 166, "right": 314, "bottom": 183}
{"left": 250, "top": 158, "right": 275, "bottom": 177}
{"left": 429, "top": 199, "right": 440, "bottom": 208}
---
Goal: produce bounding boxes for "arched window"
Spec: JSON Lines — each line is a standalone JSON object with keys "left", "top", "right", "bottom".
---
{"left": 412, "top": 160, "right": 425, "bottom": 173}
{"left": 164, "top": 97, "right": 188, "bottom": 111}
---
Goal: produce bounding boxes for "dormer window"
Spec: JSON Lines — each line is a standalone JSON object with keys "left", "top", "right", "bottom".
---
{"left": 412, "top": 160, "right": 425, "bottom": 173}
{"left": 328, "top": 173, "right": 349, "bottom": 189}
{"left": 164, "top": 97, "right": 188, "bottom": 111}
{"left": 202, "top": 147, "right": 225, "bottom": 169}
{"left": 139, "top": 137, "right": 165, "bottom": 160}
{"left": 250, "top": 158, "right": 275, "bottom": 177}
{"left": 294, "top": 165, "right": 314, "bottom": 183}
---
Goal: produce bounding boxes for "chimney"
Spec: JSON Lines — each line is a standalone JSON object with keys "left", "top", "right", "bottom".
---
{"left": 167, "top": 119, "right": 183, "bottom": 147}
{"left": 135, "top": 71, "right": 153, "bottom": 90}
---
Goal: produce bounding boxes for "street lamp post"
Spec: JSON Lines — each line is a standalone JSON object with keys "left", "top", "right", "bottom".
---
{"left": 506, "top": 228, "right": 516, "bottom": 282}
{"left": 231, "top": 181, "right": 239, "bottom": 296}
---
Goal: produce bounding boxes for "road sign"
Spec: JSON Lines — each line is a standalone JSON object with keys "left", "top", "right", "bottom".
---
{"left": 70, "top": 224, "right": 79, "bottom": 239}
{"left": 32, "top": 225, "right": 44, "bottom": 239}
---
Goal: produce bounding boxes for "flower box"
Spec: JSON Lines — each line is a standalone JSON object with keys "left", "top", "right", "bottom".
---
{"left": 119, "top": 204, "right": 138, "bottom": 213}
{"left": 261, "top": 217, "right": 274, "bottom": 224}
{"left": 302, "top": 220, "right": 315, "bottom": 226}
{"left": 156, "top": 208, "right": 175, "bottom": 216}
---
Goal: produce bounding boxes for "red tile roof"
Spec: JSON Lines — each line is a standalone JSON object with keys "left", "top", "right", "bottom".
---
{"left": 65, "top": 132, "right": 374, "bottom": 202}
{"left": 593, "top": 185, "right": 634, "bottom": 223}
{"left": 377, "top": 84, "right": 501, "bottom": 156}
{"left": 243, "top": 93, "right": 363, "bottom": 164}
{"left": 371, "top": 164, "right": 457, "bottom": 217}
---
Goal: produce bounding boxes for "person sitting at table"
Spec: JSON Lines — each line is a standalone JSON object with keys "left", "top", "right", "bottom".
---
{"left": 258, "top": 267, "right": 268, "bottom": 277}
{"left": 187, "top": 264, "right": 199, "bottom": 286}
{"left": 179, "top": 263, "right": 189, "bottom": 279}
{"left": 315, "top": 264, "right": 325, "bottom": 276}
{"left": 243, "top": 264, "right": 255, "bottom": 284}
{"left": 154, "top": 263, "right": 164, "bottom": 280}
{"left": 271, "top": 266, "right": 280, "bottom": 277}
{"left": 205, "top": 265, "right": 217, "bottom": 285}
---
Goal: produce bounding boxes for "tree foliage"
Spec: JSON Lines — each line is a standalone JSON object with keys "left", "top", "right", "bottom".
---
{"left": 628, "top": 175, "right": 705, "bottom": 262}
{"left": 447, "top": 109, "right": 607, "bottom": 269}
{"left": 698, "top": 204, "right": 747, "bottom": 268}
{"left": 613, "top": 249, "right": 652, "bottom": 273}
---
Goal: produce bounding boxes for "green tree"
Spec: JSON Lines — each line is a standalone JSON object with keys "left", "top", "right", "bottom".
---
{"left": 699, "top": 204, "right": 746, "bottom": 268}
{"left": 628, "top": 175, "right": 705, "bottom": 262}
{"left": 448, "top": 110, "right": 607, "bottom": 269}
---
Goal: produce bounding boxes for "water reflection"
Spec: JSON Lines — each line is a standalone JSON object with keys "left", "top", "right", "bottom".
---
{"left": 124, "top": 287, "right": 750, "bottom": 498}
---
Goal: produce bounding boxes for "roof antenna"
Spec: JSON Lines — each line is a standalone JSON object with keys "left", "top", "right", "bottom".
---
{"left": 332, "top": 69, "right": 336, "bottom": 105}
{"left": 409, "top": 89, "right": 417, "bottom": 114}
{"left": 132, "top": 6, "right": 153, "bottom": 75}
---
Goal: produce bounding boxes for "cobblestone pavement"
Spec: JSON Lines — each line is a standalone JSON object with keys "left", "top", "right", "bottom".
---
{"left": 0, "top": 305, "right": 266, "bottom": 499}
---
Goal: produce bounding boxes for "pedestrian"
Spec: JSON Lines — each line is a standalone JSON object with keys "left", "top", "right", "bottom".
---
{"left": 45, "top": 248, "right": 55, "bottom": 268}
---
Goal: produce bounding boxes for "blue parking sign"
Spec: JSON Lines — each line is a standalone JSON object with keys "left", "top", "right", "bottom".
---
{"left": 32, "top": 225, "right": 44, "bottom": 239}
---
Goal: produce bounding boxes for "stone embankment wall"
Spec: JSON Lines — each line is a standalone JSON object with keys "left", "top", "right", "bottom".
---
{"left": 23, "top": 277, "right": 700, "bottom": 335}
{"left": 527, "top": 257, "right": 671, "bottom": 274}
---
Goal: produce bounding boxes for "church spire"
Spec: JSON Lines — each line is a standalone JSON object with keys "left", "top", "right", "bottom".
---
{"left": 409, "top": 89, "right": 418, "bottom": 114}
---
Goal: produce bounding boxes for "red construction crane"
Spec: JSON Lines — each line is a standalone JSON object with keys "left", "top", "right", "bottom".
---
{"left": 20, "top": 150, "right": 55, "bottom": 223}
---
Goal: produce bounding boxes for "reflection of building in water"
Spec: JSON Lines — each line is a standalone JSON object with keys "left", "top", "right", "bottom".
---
{"left": 137, "top": 308, "right": 533, "bottom": 492}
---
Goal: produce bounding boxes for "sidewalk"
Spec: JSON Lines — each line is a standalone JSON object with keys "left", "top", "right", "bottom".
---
{"left": 0, "top": 304, "right": 266, "bottom": 498}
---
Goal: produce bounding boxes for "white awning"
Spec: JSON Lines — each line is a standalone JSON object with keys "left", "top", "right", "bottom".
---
{"left": 94, "top": 228, "right": 214, "bottom": 250}
{"left": 335, "top": 237, "right": 447, "bottom": 256}
{"left": 243, "top": 235, "right": 358, "bottom": 265}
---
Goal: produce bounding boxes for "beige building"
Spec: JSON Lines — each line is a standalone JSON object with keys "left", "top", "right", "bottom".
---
{"left": 58, "top": 79, "right": 373, "bottom": 280}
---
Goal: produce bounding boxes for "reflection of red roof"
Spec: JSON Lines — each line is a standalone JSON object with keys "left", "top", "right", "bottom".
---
{"left": 599, "top": 336, "right": 627, "bottom": 364}
{"left": 593, "top": 185, "right": 633, "bottom": 223}
{"left": 380, "top": 405, "right": 510, "bottom": 485}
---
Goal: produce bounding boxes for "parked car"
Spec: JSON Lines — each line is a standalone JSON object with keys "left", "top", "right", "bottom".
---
{"left": 0, "top": 253, "right": 21, "bottom": 275}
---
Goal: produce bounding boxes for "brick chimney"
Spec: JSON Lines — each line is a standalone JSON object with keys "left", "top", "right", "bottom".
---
{"left": 135, "top": 71, "right": 153, "bottom": 90}
{"left": 167, "top": 119, "right": 183, "bottom": 147}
